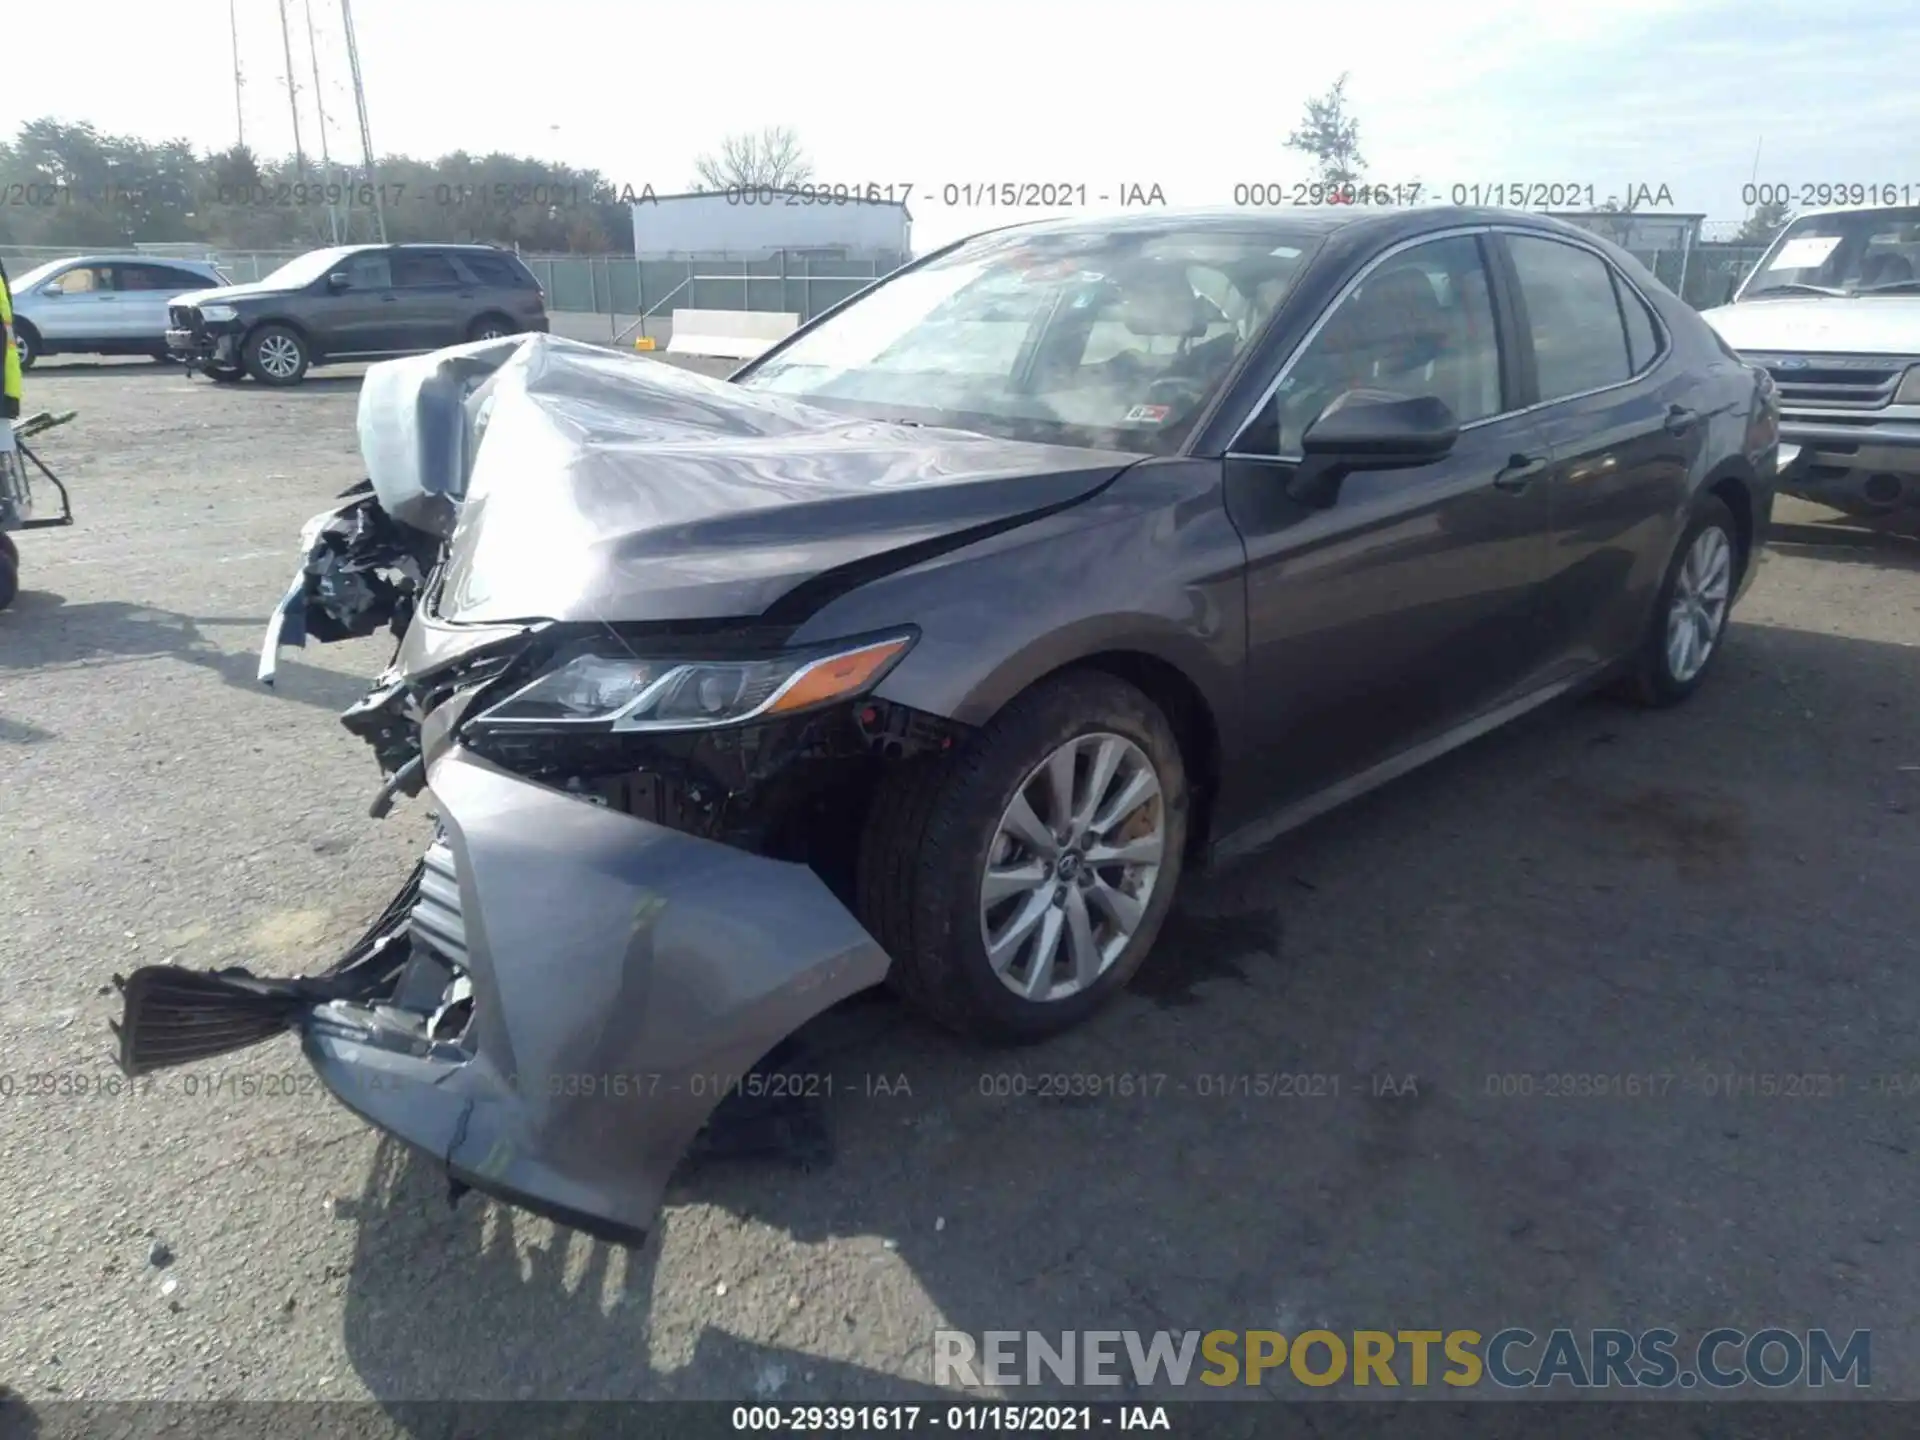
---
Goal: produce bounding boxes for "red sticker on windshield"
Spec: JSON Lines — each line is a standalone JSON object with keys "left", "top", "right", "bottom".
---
{"left": 1124, "top": 404, "right": 1172, "bottom": 423}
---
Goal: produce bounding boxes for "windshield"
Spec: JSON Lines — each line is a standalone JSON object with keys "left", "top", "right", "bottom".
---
{"left": 1740, "top": 207, "right": 1920, "bottom": 299}
{"left": 256, "top": 245, "right": 361, "bottom": 290}
{"left": 734, "top": 224, "right": 1321, "bottom": 453}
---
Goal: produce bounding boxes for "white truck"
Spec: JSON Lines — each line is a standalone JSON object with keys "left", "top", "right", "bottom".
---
{"left": 1702, "top": 204, "right": 1920, "bottom": 518}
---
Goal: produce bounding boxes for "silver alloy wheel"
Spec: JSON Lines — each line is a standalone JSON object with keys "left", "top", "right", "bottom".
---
{"left": 256, "top": 333, "right": 303, "bottom": 379}
{"left": 13, "top": 329, "right": 33, "bottom": 369}
{"left": 978, "top": 731, "right": 1166, "bottom": 1004}
{"left": 475, "top": 323, "right": 508, "bottom": 340}
{"left": 1665, "top": 524, "right": 1733, "bottom": 684}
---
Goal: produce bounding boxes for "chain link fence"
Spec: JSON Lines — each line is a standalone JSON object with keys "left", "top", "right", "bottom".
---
{"left": 0, "top": 244, "right": 895, "bottom": 322}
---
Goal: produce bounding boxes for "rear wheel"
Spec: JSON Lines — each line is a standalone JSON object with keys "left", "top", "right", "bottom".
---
{"left": 243, "top": 324, "right": 309, "bottom": 385}
{"left": 467, "top": 313, "right": 516, "bottom": 343}
{"left": 12, "top": 323, "right": 39, "bottom": 371}
{"left": 858, "top": 671, "right": 1188, "bottom": 1043}
{"left": 1626, "top": 494, "right": 1740, "bottom": 707}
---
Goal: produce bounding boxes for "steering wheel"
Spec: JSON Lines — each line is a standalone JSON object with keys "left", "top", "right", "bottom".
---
{"left": 1142, "top": 374, "right": 1206, "bottom": 412}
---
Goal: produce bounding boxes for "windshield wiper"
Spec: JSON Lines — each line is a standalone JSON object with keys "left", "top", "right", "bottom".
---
{"left": 1746, "top": 282, "right": 1850, "bottom": 298}
{"left": 1856, "top": 280, "right": 1920, "bottom": 296}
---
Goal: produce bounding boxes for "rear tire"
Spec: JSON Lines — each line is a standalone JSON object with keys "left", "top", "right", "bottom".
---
{"left": 243, "top": 324, "right": 309, "bottom": 386}
{"left": 1625, "top": 494, "right": 1741, "bottom": 707}
{"left": 12, "top": 323, "right": 39, "bottom": 371}
{"left": 467, "top": 313, "right": 517, "bottom": 343}
{"left": 857, "top": 671, "right": 1188, "bottom": 1044}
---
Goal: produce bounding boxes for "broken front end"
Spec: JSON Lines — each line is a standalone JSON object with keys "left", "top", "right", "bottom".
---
{"left": 118, "top": 611, "right": 973, "bottom": 1243}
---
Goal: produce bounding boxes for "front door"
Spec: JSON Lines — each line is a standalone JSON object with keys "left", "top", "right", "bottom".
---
{"left": 35, "top": 263, "right": 127, "bottom": 342}
{"left": 1220, "top": 231, "right": 1559, "bottom": 827}
{"left": 330, "top": 249, "right": 401, "bottom": 353}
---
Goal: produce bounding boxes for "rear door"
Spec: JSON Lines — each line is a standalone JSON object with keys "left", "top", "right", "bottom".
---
{"left": 1493, "top": 230, "right": 1700, "bottom": 672}
{"left": 388, "top": 249, "right": 468, "bottom": 351}
{"left": 117, "top": 263, "right": 219, "bottom": 345}
{"left": 1222, "top": 229, "right": 1560, "bottom": 822}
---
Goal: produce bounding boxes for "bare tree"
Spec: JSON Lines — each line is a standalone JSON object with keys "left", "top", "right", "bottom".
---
{"left": 690, "top": 126, "right": 814, "bottom": 192}
{"left": 1285, "top": 74, "right": 1365, "bottom": 187}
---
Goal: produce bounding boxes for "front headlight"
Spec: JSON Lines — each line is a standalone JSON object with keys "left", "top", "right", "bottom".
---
{"left": 471, "top": 632, "right": 915, "bottom": 732}
{"left": 199, "top": 304, "right": 237, "bottom": 322}
{"left": 1893, "top": 365, "right": 1920, "bottom": 405}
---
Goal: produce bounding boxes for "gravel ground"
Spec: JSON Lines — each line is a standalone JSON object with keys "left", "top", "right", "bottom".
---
{"left": 2, "top": 356, "right": 1918, "bottom": 1421}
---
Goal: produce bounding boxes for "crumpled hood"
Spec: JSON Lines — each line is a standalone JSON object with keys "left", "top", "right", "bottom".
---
{"left": 1702, "top": 295, "right": 1920, "bottom": 355}
{"left": 360, "top": 334, "right": 1138, "bottom": 626}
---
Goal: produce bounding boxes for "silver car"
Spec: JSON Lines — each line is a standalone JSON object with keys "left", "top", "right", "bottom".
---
{"left": 8, "top": 254, "right": 228, "bottom": 368}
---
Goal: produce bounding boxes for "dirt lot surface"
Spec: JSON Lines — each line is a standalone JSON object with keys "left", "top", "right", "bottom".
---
{"left": 3, "top": 355, "right": 1918, "bottom": 1423}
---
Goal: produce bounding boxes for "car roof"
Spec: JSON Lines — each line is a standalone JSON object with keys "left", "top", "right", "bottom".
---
{"left": 957, "top": 204, "right": 1617, "bottom": 250}
{"left": 1785, "top": 203, "right": 1920, "bottom": 221}
{"left": 35, "top": 253, "right": 222, "bottom": 267}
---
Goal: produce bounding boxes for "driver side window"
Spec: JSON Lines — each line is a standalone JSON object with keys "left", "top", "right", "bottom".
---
{"left": 344, "top": 252, "right": 392, "bottom": 290}
{"left": 1244, "top": 235, "right": 1503, "bottom": 457}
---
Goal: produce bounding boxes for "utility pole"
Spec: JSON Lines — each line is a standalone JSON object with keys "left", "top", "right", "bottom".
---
{"left": 277, "top": 0, "right": 308, "bottom": 184}
{"left": 230, "top": 0, "right": 246, "bottom": 150}
{"left": 341, "top": 0, "right": 387, "bottom": 242}
{"left": 303, "top": 0, "right": 340, "bottom": 243}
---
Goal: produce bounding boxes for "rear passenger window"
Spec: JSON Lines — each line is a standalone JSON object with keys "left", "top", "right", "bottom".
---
{"left": 461, "top": 253, "right": 528, "bottom": 287}
{"left": 1505, "top": 235, "right": 1632, "bottom": 401}
{"left": 1614, "top": 274, "right": 1661, "bottom": 374}
{"left": 392, "top": 252, "right": 460, "bottom": 286}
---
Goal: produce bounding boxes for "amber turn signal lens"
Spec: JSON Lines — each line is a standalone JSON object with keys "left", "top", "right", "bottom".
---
{"left": 767, "top": 638, "right": 912, "bottom": 715}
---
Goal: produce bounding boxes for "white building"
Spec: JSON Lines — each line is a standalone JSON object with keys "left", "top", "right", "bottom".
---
{"left": 629, "top": 189, "right": 911, "bottom": 261}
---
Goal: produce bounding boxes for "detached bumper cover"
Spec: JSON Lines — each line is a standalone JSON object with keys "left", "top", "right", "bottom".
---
{"left": 116, "top": 746, "right": 892, "bottom": 1244}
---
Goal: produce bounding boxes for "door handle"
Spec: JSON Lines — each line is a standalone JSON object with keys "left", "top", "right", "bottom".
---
{"left": 1492, "top": 453, "right": 1548, "bottom": 492}
{"left": 1664, "top": 405, "right": 1698, "bottom": 436}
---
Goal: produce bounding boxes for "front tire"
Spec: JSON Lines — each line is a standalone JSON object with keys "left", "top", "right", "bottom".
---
{"left": 858, "top": 671, "right": 1188, "bottom": 1043}
{"left": 243, "top": 324, "right": 309, "bottom": 385}
{"left": 1627, "top": 494, "right": 1741, "bottom": 707}
{"left": 12, "top": 323, "right": 39, "bottom": 371}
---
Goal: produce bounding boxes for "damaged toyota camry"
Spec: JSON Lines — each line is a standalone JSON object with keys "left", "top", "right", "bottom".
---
{"left": 114, "top": 207, "right": 1780, "bottom": 1245}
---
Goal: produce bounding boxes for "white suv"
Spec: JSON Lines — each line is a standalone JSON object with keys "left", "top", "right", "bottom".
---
{"left": 1702, "top": 205, "right": 1920, "bottom": 517}
{"left": 8, "top": 254, "right": 228, "bottom": 369}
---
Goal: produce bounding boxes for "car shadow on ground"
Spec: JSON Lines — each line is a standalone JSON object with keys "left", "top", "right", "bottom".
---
{"left": 319, "top": 603, "right": 1920, "bottom": 1419}
{"left": 1767, "top": 519, "right": 1920, "bottom": 573}
{"left": 0, "top": 591, "right": 374, "bottom": 713}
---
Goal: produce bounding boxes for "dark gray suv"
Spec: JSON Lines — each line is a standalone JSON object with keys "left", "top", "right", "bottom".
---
{"left": 165, "top": 243, "right": 550, "bottom": 385}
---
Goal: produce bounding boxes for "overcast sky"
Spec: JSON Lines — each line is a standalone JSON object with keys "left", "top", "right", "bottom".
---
{"left": 7, "top": 0, "right": 1918, "bottom": 252}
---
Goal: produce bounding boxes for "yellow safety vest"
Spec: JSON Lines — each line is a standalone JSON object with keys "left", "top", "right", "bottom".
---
{"left": 0, "top": 258, "right": 20, "bottom": 419}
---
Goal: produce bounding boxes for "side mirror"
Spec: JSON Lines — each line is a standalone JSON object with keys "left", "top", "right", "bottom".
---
{"left": 1288, "top": 391, "right": 1460, "bottom": 507}
{"left": 327, "top": 272, "right": 350, "bottom": 290}
{"left": 41, "top": 282, "right": 64, "bottom": 296}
